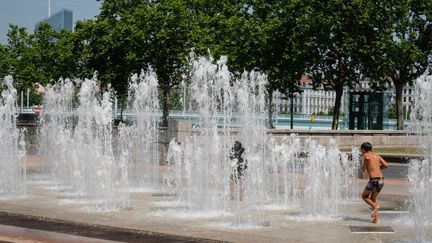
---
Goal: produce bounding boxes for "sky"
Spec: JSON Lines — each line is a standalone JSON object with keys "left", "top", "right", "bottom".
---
{"left": 0, "top": 0, "right": 102, "bottom": 44}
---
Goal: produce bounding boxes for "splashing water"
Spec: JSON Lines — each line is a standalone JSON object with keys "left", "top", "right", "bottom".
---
{"left": 71, "top": 78, "right": 129, "bottom": 210}
{"left": 39, "top": 77, "right": 129, "bottom": 210}
{"left": 303, "top": 139, "right": 340, "bottom": 217}
{"left": 166, "top": 55, "right": 268, "bottom": 224}
{"left": 38, "top": 78, "right": 75, "bottom": 184}
{"left": 302, "top": 139, "right": 359, "bottom": 217}
{"left": 344, "top": 147, "right": 360, "bottom": 202}
{"left": 127, "top": 68, "right": 160, "bottom": 189}
{"left": 409, "top": 71, "right": 432, "bottom": 242}
{"left": 165, "top": 55, "right": 359, "bottom": 223}
{"left": 265, "top": 134, "right": 303, "bottom": 208}
{"left": 0, "top": 75, "right": 26, "bottom": 198}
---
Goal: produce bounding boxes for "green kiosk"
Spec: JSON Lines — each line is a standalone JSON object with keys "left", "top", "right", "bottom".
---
{"left": 348, "top": 91, "right": 384, "bottom": 130}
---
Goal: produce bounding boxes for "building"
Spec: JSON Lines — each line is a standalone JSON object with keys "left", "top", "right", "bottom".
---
{"left": 354, "top": 78, "right": 414, "bottom": 118}
{"left": 37, "top": 9, "right": 73, "bottom": 32}
{"left": 273, "top": 76, "right": 346, "bottom": 115}
{"left": 274, "top": 75, "right": 415, "bottom": 118}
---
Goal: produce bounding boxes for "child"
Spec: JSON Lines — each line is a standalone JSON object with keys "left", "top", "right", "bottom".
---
{"left": 229, "top": 141, "right": 247, "bottom": 201}
{"left": 360, "top": 142, "right": 389, "bottom": 223}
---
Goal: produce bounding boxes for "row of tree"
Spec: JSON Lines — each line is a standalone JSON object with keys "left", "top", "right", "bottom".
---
{"left": 1, "top": 0, "right": 431, "bottom": 129}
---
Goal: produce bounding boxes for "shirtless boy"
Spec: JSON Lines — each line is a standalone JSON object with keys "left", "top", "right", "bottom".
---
{"left": 360, "top": 142, "right": 389, "bottom": 223}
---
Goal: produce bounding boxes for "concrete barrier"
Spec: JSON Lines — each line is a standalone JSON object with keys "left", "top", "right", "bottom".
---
{"left": 18, "top": 121, "right": 419, "bottom": 167}
{"left": 268, "top": 129, "right": 418, "bottom": 148}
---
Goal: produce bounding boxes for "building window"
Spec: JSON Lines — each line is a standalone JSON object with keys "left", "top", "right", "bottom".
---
{"left": 404, "top": 97, "right": 406, "bottom": 102}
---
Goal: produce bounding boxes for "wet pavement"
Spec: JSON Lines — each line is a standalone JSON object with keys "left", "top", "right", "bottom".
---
{"left": 0, "top": 212, "right": 212, "bottom": 243}
{"left": 0, "top": 157, "right": 427, "bottom": 243}
{"left": 0, "top": 224, "right": 118, "bottom": 243}
{"left": 0, "top": 178, "right": 426, "bottom": 243}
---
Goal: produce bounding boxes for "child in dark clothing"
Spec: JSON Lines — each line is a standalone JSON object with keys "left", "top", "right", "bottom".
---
{"left": 229, "top": 141, "right": 247, "bottom": 201}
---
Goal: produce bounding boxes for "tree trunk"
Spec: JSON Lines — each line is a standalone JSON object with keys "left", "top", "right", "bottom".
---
{"left": 290, "top": 92, "right": 294, "bottom": 129}
{"left": 394, "top": 80, "right": 404, "bottom": 130}
{"left": 162, "top": 85, "right": 171, "bottom": 128}
{"left": 267, "top": 87, "right": 275, "bottom": 129}
{"left": 331, "top": 85, "right": 343, "bottom": 130}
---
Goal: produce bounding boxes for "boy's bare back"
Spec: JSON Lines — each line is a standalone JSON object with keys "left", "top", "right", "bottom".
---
{"left": 362, "top": 152, "right": 389, "bottom": 178}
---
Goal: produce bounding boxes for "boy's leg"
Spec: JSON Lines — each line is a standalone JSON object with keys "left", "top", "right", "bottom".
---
{"left": 370, "top": 191, "right": 380, "bottom": 205}
{"left": 362, "top": 189, "right": 378, "bottom": 209}
{"left": 370, "top": 191, "right": 381, "bottom": 223}
{"left": 229, "top": 179, "right": 235, "bottom": 200}
{"left": 239, "top": 181, "right": 244, "bottom": 201}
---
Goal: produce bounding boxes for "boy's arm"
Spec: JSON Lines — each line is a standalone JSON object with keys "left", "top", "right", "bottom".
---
{"left": 379, "top": 156, "right": 389, "bottom": 169}
{"left": 361, "top": 157, "right": 367, "bottom": 172}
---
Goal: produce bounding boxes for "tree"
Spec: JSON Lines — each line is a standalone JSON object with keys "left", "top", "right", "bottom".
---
{"left": 298, "top": 0, "right": 372, "bottom": 130}
{"left": 0, "top": 44, "right": 13, "bottom": 78}
{"left": 210, "top": 1, "right": 312, "bottom": 128}
{"left": 190, "top": 1, "right": 273, "bottom": 124}
{"left": 83, "top": 0, "right": 197, "bottom": 127}
{"left": 387, "top": 103, "right": 410, "bottom": 120}
{"left": 5, "top": 23, "right": 78, "bottom": 105}
{"left": 362, "top": 0, "right": 432, "bottom": 130}
{"left": 74, "top": 18, "right": 135, "bottom": 97}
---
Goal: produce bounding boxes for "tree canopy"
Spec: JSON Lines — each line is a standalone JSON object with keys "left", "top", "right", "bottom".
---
{"left": 0, "top": 0, "right": 430, "bottom": 129}
{"left": 362, "top": 0, "right": 432, "bottom": 130}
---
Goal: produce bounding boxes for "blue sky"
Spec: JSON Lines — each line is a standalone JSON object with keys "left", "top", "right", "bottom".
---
{"left": 0, "top": 0, "right": 101, "bottom": 44}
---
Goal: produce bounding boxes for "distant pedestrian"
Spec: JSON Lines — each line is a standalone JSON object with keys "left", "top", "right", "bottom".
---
{"left": 360, "top": 142, "right": 389, "bottom": 223}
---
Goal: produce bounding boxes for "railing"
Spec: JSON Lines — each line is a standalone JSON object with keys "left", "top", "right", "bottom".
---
{"left": 16, "top": 107, "right": 408, "bottom": 130}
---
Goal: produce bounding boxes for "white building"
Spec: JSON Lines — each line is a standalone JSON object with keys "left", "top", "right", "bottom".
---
{"left": 273, "top": 76, "right": 414, "bottom": 117}
{"left": 273, "top": 76, "right": 346, "bottom": 115}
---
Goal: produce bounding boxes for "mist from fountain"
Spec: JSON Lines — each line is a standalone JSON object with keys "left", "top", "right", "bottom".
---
{"left": 127, "top": 69, "right": 160, "bottom": 190}
{"left": 264, "top": 134, "right": 303, "bottom": 208}
{"left": 264, "top": 135, "right": 359, "bottom": 215}
{"left": 0, "top": 75, "right": 26, "bottom": 198}
{"left": 408, "top": 71, "right": 432, "bottom": 242}
{"left": 38, "top": 78, "right": 75, "bottom": 184}
{"left": 165, "top": 55, "right": 268, "bottom": 224}
{"left": 165, "top": 55, "right": 359, "bottom": 223}
{"left": 39, "top": 77, "right": 129, "bottom": 210}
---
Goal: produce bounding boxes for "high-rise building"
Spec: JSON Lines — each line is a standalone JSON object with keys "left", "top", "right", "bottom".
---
{"left": 37, "top": 9, "right": 73, "bottom": 32}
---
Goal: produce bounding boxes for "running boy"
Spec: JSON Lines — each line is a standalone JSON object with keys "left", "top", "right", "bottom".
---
{"left": 360, "top": 142, "right": 389, "bottom": 223}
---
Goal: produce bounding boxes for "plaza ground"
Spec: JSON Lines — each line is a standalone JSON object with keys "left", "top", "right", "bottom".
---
{"left": 0, "top": 164, "right": 426, "bottom": 243}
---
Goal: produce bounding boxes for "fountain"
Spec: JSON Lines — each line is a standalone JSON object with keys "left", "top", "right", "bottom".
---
{"left": 264, "top": 135, "right": 359, "bottom": 217}
{"left": 302, "top": 139, "right": 359, "bottom": 217}
{"left": 38, "top": 78, "right": 75, "bottom": 184}
{"left": 127, "top": 68, "right": 160, "bottom": 190}
{"left": 265, "top": 134, "right": 303, "bottom": 208}
{"left": 408, "top": 71, "right": 432, "bottom": 242}
{"left": 165, "top": 55, "right": 268, "bottom": 224}
{"left": 165, "top": 55, "right": 360, "bottom": 224}
{"left": 39, "top": 77, "right": 129, "bottom": 210}
{"left": 0, "top": 75, "right": 26, "bottom": 198}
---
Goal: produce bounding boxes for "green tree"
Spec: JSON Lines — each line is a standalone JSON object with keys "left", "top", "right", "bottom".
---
{"left": 387, "top": 103, "right": 410, "bottom": 120}
{"left": 298, "top": 0, "right": 372, "bottom": 130}
{"left": 5, "top": 23, "right": 77, "bottom": 104}
{"left": 362, "top": 0, "right": 432, "bottom": 130}
{"left": 74, "top": 16, "right": 138, "bottom": 97}
{"left": 0, "top": 44, "right": 13, "bottom": 78}
{"left": 82, "top": 0, "right": 197, "bottom": 127}
{"left": 203, "top": 1, "right": 312, "bottom": 128}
